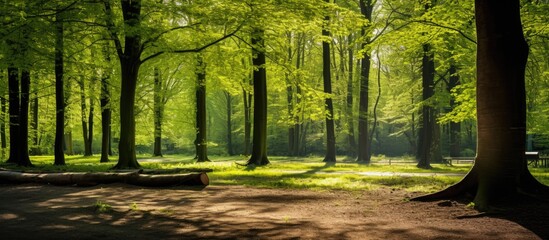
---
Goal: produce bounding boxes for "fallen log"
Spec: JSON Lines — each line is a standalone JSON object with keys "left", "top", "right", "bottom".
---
{"left": 0, "top": 170, "right": 209, "bottom": 187}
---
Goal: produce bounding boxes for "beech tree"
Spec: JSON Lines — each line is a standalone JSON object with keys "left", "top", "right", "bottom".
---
{"left": 414, "top": 0, "right": 549, "bottom": 210}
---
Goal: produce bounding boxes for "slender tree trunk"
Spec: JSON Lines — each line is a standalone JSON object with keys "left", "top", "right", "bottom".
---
{"left": 153, "top": 67, "right": 163, "bottom": 157}
{"left": 246, "top": 28, "right": 269, "bottom": 166}
{"left": 413, "top": 0, "right": 549, "bottom": 211}
{"left": 6, "top": 67, "right": 20, "bottom": 165}
{"left": 79, "top": 77, "right": 91, "bottom": 156}
{"left": 448, "top": 64, "right": 461, "bottom": 157}
{"left": 357, "top": 0, "right": 373, "bottom": 163}
{"left": 322, "top": 0, "right": 336, "bottom": 163}
{"left": 346, "top": 34, "right": 357, "bottom": 157}
{"left": 31, "top": 77, "right": 39, "bottom": 155}
{"left": 100, "top": 62, "right": 111, "bottom": 162}
{"left": 243, "top": 71, "right": 252, "bottom": 156}
{"left": 195, "top": 54, "right": 210, "bottom": 162}
{"left": 87, "top": 77, "right": 95, "bottom": 156}
{"left": 225, "top": 91, "right": 234, "bottom": 155}
{"left": 63, "top": 74, "right": 73, "bottom": 156}
{"left": 0, "top": 83, "right": 6, "bottom": 160}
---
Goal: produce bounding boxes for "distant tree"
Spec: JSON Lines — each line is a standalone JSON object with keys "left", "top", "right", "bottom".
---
{"left": 194, "top": 54, "right": 210, "bottom": 162}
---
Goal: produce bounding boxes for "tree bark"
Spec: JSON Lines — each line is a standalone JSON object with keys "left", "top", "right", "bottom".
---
{"left": 417, "top": 43, "right": 436, "bottom": 168}
{"left": 246, "top": 28, "right": 269, "bottom": 166}
{"left": 79, "top": 77, "right": 92, "bottom": 156}
{"left": 100, "top": 47, "right": 111, "bottom": 163}
{"left": 194, "top": 54, "right": 210, "bottom": 162}
{"left": 243, "top": 75, "right": 252, "bottom": 156}
{"left": 346, "top": 34, "right": 357, "bottom": 157}
{"left": 357, "top": 0, "right": 373, "bottom": 163}
{"left": 322, "top": 0, "right": 336, "bottom": 164}
{"left": 153, "top": 67, "right": 163, "bottom": 157}
{"left": 53, "top": 14, "right": 66, "bottom": 165}
{"left": 413, "top": 0, "right": 549, "bottom": 211}
{"left": 0, "top": 83, "right": 6, "bottom": 160}
{"left": 225, "top": 91, "right": 234, "bottom": 155}
{"left": 30, "top": 77, "right": 39, "bottom": 155}
{"left": 18, "top": 69, "right": 32, "bottom": 166}
{"left": 6, "top": 67, "right": 20, "bottom": 165}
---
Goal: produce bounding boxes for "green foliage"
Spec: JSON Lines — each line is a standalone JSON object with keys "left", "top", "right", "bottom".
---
{"left": 93, "top": 200, "right": 112, "bottom": 213}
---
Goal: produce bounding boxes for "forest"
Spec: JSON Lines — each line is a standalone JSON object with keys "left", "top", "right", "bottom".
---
{"left": 0, "top": 0, "right": 548, "bottom": 168}
{"left": 1, "top": 0, "right": 549, "bottom": 238}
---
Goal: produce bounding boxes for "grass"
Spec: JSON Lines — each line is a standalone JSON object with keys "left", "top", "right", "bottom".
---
{"left": 1, "top": 154, "right": 548, "bottom": 193}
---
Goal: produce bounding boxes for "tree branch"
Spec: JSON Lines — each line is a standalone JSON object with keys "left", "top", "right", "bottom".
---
{"left": 102, "top": 0, "right": 124, "bottom": 58}
{"left": 140, "top": 24, "right": 243, "bottom": 64}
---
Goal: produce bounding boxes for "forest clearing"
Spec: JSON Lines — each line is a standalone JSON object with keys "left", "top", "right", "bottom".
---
{"left": 1, "top": 156, "right": 549, "bottom": 239}
{"left": 1, "top": 0, "right": 549, "bottom": 239}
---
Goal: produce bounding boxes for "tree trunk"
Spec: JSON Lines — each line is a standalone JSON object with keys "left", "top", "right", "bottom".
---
{"left": 153, "top": 67, "right": 163, "bottom": 157}
{"left": 346, "top": 34, "right": 357, "bottom": 157}
{"left": 30, "top": 77, "right": 39, "bottom": 155}
{"left": 194, "top": 54, "right": 209, "bottom": 162}
{"left": 413, "top": 0, "right": 549, "bottom": 211}
{"left": 6, "top": 67, "right": 20, "bottom": 165}
{"left": 18, "top": 69, "right": 32, "bottom": 166}
{"left": 448, "top": 64, "right": 461, "bottom": 157}
{"left": 115, "top": 57, "right": 141, "bottom": 169}
{"left": 79, "top": 77, "right": 92, "bottom": 156}
{"left": 1, "top": 71, "right": 7, "bottom": 159}
{"left": 246, "top": 28, "right": 269, "bottom": 166}
{"left": 100, "top": 46, "right": 111, "bottom": 163}
{"left": 243, "top": 76, "right": 252, "bottom": 156}
{"left": 357, "top": 0, "right": 373, "bottom": 164}
{"left": 54, "top": 13, "right": 65, "bottom": 165}
{"left": 417, "top": 43, "right": 436, "bottom": 168}
{"left": 87, "top": 77, "right": 95, "bottom": 156}
{"left": 225, "top": 91, "right": 234, "bottom": 155}
{"left": 111, "top": 0, "right": 142, "bottom": 169}
{"left": 322, "top": 0, "right": 336, "bottom": 164}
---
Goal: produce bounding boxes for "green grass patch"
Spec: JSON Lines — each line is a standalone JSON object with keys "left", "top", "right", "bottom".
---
{"left": 2, "top": 154, "right": 548, "bottom": 193}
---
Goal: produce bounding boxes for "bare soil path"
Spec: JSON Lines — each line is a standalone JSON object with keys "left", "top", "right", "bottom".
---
{"left": 0, "top": 183, "right": 547, "bottom": 239}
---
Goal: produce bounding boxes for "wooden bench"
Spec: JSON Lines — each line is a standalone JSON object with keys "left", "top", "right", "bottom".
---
{"left": 443, "top": 152, "right": 548, "bottom": 167}
{"left": 526, "top": 152, "right": 549, "bottom": 168}
{"left": 443, "top": 157, "right": 475, "bottom": 165}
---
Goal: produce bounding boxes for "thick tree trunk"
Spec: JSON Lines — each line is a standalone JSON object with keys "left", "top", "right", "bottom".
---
{"left": 6, "top": 67, "right": 20, "bottom": 165}
{"left": 0, "top": 170, "right": 209, "bottom": 187}
{"left": 417, "top": 44, "right": 436, "bottom": 168}
{"left": 322, "top": 1, "right": 336, "bottom": 164}
{"left": 194, "top": 54, "right": 209, "bottom": 162}
{"left": 357, "top": 0, "right": 373, "bottom": 164}
{"left": 115, "top": 58, "right": 141, "bottom": 169}
{"left": 53, "top": 14, "right": 66, "bottom": 165}
{"left": 18, "top": 69, "right": 32, "bottom": 166}
{"left": 112, "top": 0, "right": 142, "bottom": 169}
{"left": 153, "top": 67, "right": 163, "bottom": 157}
{"left": 246, "top": 28, "right": 269, "bottom": 166}
{"left": 413, "top": 0, "right": 549, "bottom": 211}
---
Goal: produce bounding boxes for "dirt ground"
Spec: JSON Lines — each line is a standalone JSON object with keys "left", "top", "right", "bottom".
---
{"left": 0, "top": 183, "right": 547, "bottom": 240}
